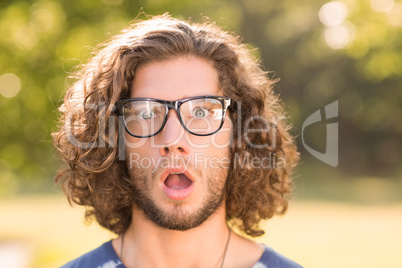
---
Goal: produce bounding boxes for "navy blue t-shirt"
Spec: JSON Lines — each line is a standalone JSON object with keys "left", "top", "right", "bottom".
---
{"left": 61, "top": 240, "right": 302, "bottom": 268}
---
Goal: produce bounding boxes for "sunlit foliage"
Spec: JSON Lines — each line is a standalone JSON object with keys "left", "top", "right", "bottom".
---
{"left": 0, "top": 0, "right": 401, "bottom": 195}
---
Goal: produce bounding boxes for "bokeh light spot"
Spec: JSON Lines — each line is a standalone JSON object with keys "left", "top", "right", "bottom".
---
{"left": 361, "top": 51, "right": 402, "bottom": 82}
{"left": 387, "top": 3, "right": 402, "bottom": 26}
{"left": 319, "top": 1, "right": 348, "bottom": 27}
{"left": 0, "top": 73, "right": 21, "bottom": 98}
{"left": 371, "top": 0, "right": 394, "bottom": 13}
{"left": 30, "top": 8, "right": 54, "bottom": 32}
{"left": 13, "top": 24, "right": 39, "bottom": 51}
{"left": 324, "top": 23, "right": 354, "bottom": 49}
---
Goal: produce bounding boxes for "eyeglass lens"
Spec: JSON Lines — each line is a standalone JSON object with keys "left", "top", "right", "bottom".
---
{"left": 122, "top": 98, "right": 225, "bottom": 137}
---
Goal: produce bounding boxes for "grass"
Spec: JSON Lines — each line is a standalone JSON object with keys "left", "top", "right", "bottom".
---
{"left": 1, "top": 194, "right": 402, "bottom": 268}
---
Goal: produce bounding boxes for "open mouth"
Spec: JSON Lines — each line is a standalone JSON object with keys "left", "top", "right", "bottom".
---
{"left": 164, "top": 173, "right": 192, "bottom": 190}
{"left": 161, "top": 169, "right": 195, "bottom": 200}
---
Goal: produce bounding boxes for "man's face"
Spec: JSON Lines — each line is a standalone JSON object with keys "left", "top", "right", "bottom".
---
{"left": 125, "top": 56, "right": 232, "bottom": 231}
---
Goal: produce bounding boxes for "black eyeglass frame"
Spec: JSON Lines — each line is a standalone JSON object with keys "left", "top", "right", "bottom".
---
{"left": 114, "top": 95, "right": 233, "bottom": 138}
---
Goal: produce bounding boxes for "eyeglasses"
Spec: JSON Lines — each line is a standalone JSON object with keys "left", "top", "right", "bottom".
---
{"left": 114, "top": 95, "right": 232, "bottom": 138}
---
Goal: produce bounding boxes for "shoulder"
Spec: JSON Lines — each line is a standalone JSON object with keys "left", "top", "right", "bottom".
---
{"left": 253, "top": 244, "right": 303, "bottom": 268}
{"left": 228, "top": 233, "right": 302, "bottom": 268}
{"left": 60, "top": 240, "right": 125, "bottom": 268}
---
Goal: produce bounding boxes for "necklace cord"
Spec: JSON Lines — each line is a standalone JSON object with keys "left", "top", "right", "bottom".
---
{"left": 118, "top": 226, "right": 231, "bottom": 267}
{"left": 220, "top": 226, "right": 231, "bottom": 268}
{"left": 120, "top": 233, "right": 124, "bottom": 261}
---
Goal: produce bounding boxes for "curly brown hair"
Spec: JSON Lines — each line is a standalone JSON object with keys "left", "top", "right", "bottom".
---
{"left": 53, "top": 14, "right": 299, "bottom": 237}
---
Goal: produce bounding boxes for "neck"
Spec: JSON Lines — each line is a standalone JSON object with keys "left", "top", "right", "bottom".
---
{"left": 121, "top": 205, "right": 230, "bottom": 268}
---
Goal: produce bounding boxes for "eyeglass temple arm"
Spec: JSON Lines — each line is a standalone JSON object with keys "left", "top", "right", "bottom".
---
{"left": 227, "top": 99, "right": 237, "bottom": 112}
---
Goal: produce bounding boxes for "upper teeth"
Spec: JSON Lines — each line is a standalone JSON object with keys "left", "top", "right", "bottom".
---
{"left": 170, "top": 172, "right": 181, "bottom": 174}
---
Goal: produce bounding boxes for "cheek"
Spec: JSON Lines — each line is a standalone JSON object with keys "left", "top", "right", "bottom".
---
{"left": 210, "top": 118, "right": 232, "bottom": 149}
{"left": 124, "top": 134, "right": 159, "bottom": 170}
{"left": 124, "top": 132, "right": 147, "bottom": 153}
{"left": 212, "top": 131, "right": 231, "bottom": 149}
{"left": 187, "top": 118, "right": 232, "bottom": 150}
{"left": 194, "top": 136, "right": 231, "bottom": 171}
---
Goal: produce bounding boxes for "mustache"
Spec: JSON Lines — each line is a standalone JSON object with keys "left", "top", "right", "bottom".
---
{"left": 150, "top": 155, "right": 202, "bottom": 179}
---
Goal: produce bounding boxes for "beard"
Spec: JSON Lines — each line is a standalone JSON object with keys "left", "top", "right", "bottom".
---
{"left": 127, "top": 156, "right": 228, "bottom": 231}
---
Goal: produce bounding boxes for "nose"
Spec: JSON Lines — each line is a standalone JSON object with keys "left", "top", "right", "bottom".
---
{"left": 158, "top": 110, "right": 189, "bottom": 156}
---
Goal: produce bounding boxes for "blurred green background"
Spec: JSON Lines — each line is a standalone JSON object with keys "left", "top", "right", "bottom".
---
{"left": 0, "top": 0, "right": 401, "bottom": 267}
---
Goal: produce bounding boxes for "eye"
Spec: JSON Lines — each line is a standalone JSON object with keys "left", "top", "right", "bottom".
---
{"left": 193, "top": 108, "right": 210, "bottom": 118}
{"left": 138, "top": 110, "right": 156, "bottom": 119}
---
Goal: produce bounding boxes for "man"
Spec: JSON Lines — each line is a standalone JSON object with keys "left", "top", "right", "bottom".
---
{"left": 53, "top": 14, "right": 301, "bottom": 268}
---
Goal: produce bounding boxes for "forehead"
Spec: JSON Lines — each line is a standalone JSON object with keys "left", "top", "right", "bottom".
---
{"left": 130, "top": 56, "right": 220, "bottom": 100}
